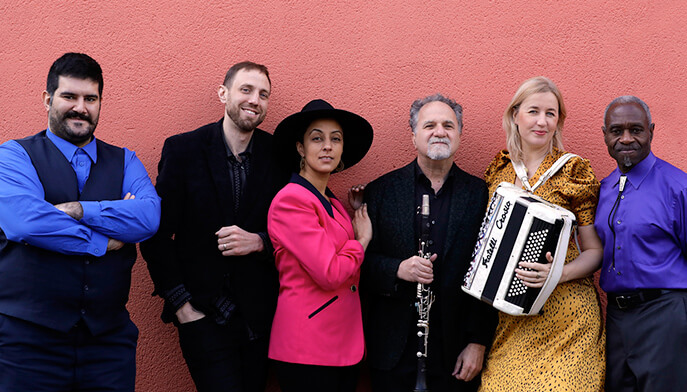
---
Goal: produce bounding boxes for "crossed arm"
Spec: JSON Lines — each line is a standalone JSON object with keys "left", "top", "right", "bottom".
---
{"left": 0, "top": 141, "right": 160, "bottom": 256}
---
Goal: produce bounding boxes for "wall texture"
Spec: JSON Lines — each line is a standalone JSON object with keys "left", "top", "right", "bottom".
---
{"left": 1, "top": 1, "right": 685, "bottom": 390}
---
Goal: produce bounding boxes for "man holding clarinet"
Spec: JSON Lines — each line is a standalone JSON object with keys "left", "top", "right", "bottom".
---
{"left": 362, "top": 94, "right": 498, "bottom": 391}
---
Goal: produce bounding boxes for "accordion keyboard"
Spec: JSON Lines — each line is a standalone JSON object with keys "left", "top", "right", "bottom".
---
{"left": 505, "top": 218, "right": 557, "bottom": 310}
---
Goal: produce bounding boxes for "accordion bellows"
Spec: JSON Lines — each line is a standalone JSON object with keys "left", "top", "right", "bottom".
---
{"left": 462, "top": 182, "right": 576, "bottom": 316}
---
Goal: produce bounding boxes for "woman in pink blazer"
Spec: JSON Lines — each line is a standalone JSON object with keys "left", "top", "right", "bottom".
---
{"left": 268, "top": 99, "right": 374, "bottom": 392}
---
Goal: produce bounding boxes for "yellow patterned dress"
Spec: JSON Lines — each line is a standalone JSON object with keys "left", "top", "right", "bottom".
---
{"left": 478, "top": 148, "right": 605, "bottom": 392}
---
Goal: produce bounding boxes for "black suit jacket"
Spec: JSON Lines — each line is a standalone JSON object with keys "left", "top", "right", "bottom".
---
{"left": 141, "top": 119, "right": 284, "bottom": 336}
{"left": 362, "top": 161, "right": 498, "bottom": 377}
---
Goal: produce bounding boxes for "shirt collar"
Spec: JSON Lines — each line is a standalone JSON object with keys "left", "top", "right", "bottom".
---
{"left": 289, "top": 173, "right": 336, "bottom": 218}
{"left": 413, "top": 159, "right": 457, "bottom": 188}
{"left": 607, "top": 152, "right": 656, "bottom": 190}
{"left": 46, "top": 128, "right": 97, "bottom": 163}
{"left": 223, "top": 132, "right": 254, "bottom": 160}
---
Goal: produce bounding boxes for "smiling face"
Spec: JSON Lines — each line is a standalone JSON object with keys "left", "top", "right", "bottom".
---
{"left": 412, "top": 101, "right": 461, "bottom": 161}
{"left": 218, "top": 68, "right": 270, "bottom": 133}
{"left": 514, "top": 92, "right": 559, "bottom": 153}
{"left": 297, "top": 118, "right": 344, "bottom": 177}
{"left": 43, "top": 75, "right": 101, "bottom": 147}
{"left": 603, "top": 102, "right": 654, "bottom": 173}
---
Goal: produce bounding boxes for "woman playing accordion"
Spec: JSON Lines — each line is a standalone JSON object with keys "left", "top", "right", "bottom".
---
{"left": 477, "top": 77, "right": 605, "bottom": 392}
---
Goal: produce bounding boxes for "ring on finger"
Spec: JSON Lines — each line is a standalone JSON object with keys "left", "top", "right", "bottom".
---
{"left": 222, "top": 244, "right": 227, "bottom": 251}
{"left": 536, "top": 272, "right": 540, "bottom": 279}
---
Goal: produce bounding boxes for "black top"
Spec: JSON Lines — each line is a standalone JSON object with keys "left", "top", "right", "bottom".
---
{"left": 140, "top": 119, "right": 285, "bottom": 338}
{"left": 362, "top": 159, "right": 498, "bottom": 384}
{"left": 413, "top": 160, "right": 457, "bottom": 288}
{"left": 223, "top": 134, "right": 254, "bottom": 217}
{"left": 412, "top": 160, "right": 458, "bottom": 372}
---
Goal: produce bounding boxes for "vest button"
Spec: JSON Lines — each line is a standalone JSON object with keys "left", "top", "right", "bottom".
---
{"left": 85, "top": 260, "right": 90, "bottom": 265}
{"left": 80, "top": 309, "right": 86, "bottom": 315}
{"left": 84, "top": 285, "right": 89, "bottom": 291}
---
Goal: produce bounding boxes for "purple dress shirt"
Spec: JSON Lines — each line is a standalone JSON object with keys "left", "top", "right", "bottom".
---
{"left": 595, "top": 152, "right": 687, "bottom": 292}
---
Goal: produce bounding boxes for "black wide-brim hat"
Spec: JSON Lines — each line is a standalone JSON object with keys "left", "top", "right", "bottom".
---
{"left": 273, "top": 99, "right": 374, "bottom": 173}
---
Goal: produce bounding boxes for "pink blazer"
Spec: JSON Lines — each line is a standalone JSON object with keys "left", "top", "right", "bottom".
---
{"left": 267, "top": 176, "right": 365, "bottom": 366}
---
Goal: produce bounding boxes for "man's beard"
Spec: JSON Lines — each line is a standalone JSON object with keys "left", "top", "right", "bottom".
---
{"left": 49, "top": 110, "right": 97, "bottom": 145}
{"left": 615, "top": 144, "right": 638, "bottom": 170}
{"left": 622, "top": 155, "right": 633, "bottom": 169}
{"left": 227, "top": 105, "right": 265, "bottom": 133}
{"left": 427, "top": 137, "right": 452, "bottom": 160}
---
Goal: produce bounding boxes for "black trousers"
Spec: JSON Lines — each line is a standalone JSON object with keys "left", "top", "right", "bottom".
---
{"left": 606, "top": 290, "right": 687, "bottom": 392}
{"left": 370, "top": 327, "right": 478, "bottom": 392}
{"left": 274, "top": 360, "right": 359, "bottom": 392}
{"left": 0, "top": 314, "right": 137, "bottom": 392}
{"left": 177, "top": 316, "right": 269, "bottom": 392}
{"left": 370, "top": 359, "right": 477, "bottom": 392}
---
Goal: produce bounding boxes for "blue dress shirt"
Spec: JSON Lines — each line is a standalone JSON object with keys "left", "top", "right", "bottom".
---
{"left": 595, "top": 152, "right": 687, "bottom": 292}
{"left": 0, "top": 129, "right": 161, "bottom": 257}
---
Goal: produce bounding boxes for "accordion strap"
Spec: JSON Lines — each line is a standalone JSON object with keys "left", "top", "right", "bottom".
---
{"left": 512, "top": 153, "right": 579, "bottom": 193}
{"left": 513, "top": 152, "right": 582, "bottom": 253}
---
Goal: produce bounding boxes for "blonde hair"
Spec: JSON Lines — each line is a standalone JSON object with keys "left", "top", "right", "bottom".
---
{"left": 503, "top": 76, "right": 566, "bottom": 163}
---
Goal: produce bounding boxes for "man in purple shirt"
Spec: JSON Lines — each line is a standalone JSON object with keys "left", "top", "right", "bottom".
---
{"left": 0, "top": 53, "right": 160, "bottom": 391}
{"left": 595, "top": 95, "right": 687, "bottom": 392}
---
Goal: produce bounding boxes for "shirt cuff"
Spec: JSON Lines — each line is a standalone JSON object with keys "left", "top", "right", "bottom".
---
{"left": 258, "top": 231, "right": 273, "bottom": 256}
{"left": 163, "top": 284, "right": 192, "bottom": 312}
{"left": 89, "top": 230, "right": 109, "bottom": 257}
{"left": 80, "top": 201, "right": 101, "bottom": 224}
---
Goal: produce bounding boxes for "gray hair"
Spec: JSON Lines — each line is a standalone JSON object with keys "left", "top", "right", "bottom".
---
{"left": 409, "top": 93, "right": 463, "bottom": 133}
{"left": 603, "top": 95, "right": 652, "bottom": 125}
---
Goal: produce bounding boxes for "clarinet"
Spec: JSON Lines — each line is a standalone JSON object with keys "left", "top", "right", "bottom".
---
{"left": 414, "top": 194, "right": 435, "bottom": 392}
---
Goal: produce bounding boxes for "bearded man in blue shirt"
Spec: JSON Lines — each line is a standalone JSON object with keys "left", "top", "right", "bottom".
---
{"left": 0, "top": 53, "right": 161, "bottom": 391}
{"left": 595, "top": 95, "right": 687, "bottom": 392}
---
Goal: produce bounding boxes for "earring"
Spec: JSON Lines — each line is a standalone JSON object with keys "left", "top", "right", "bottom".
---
{"left": 299, "top": 156, "right": 305, "bottom": 170}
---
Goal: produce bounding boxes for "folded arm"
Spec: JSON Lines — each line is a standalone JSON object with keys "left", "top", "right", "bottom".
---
{"left": 0, "top": 141, "right": 108, "bottom": 256}
{"left": 78, "top": 149, "right": 160, "bottom": 243}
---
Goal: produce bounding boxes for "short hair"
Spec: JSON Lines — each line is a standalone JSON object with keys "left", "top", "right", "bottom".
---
{"left": 603, "top": 95, "right": 652, "bottom": 126}
{"left": 46, "top": 53, "right": 103, "bottom": 96}
{"left": 409, "top": 93, "right": 463, "bottom": 133}
{"left": 222, "top": 61, "right": 271, "bottom": 87}
{"left": 503, "top": 76, "right": 566, "bottom": 163}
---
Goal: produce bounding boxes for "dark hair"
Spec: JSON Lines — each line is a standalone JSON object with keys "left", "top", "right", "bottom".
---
{"left": 222, "top": 61, "right": 271, "bottom": 87}
{"left": 46, "top": 53, "right": 104, "bottom": 96}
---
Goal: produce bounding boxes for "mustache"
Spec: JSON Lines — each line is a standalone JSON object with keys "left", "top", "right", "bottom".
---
{"left": 428, "top": 137, "right": 450, "bottom": 145}
{"left": 63, "top": 111, "right": 93, "bottom": 124}
{"left": 615, "top": 145, "right": 638, "bottom": 152}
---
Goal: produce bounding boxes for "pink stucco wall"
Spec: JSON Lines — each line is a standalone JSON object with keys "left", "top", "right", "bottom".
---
{"left": 1, "top": 1, "right": 685, "bottom": 390}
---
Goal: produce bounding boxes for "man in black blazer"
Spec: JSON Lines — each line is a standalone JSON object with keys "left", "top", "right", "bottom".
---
{"left": 141, "top": 62, "right": 285, "bottom": 392}
{"left": 363, "top": 94, "right": 498, "bottom": 392}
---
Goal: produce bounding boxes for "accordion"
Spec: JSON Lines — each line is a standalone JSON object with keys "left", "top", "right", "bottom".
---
{"left": 462, "top": 182, "right": 576, "bottom": 316}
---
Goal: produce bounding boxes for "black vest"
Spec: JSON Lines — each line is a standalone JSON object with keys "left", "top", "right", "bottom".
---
{"left": 0, "top": 131, "right": 137, "bottom": 334}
